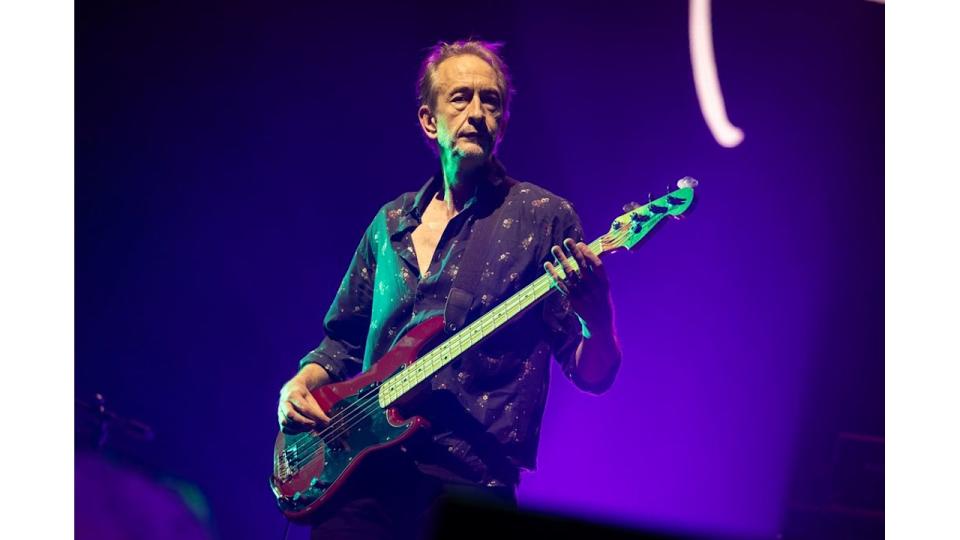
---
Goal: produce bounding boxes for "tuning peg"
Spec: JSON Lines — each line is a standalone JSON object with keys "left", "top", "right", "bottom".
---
{"left": 677, "top": 176, "right": 699, "bottom": 189}
{"left": 622, "top": 201, "right": 641, "bottom": 212}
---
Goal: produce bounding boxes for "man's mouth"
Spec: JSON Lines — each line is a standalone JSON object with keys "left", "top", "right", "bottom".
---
{"left": 460, "top": 133, "right": 488, "bottom": 146}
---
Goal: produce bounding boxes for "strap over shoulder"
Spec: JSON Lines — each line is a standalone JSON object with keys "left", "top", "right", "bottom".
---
{"left": 442, "top": 179, "right": 512, "bottom": 333}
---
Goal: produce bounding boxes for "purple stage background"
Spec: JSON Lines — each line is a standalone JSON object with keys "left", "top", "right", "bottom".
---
{"left": 76, "top": 1, "right": 883, "bottom": 538}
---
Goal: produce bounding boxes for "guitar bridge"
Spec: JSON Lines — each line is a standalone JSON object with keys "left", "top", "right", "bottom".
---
{"left": 276, "top": 444, "right": 300, "bottom": 482}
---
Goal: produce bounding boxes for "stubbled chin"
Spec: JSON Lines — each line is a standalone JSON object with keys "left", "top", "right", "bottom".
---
{"left": 456, "top": 141, "right": 487, "bottom": 157}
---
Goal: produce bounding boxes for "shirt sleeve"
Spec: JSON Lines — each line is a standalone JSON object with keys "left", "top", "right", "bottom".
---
{"left": 539, "top": 198, "right": 589, "bottom": 386}
{"left": 297, "top": 218, "right": 378, "bottom": 382}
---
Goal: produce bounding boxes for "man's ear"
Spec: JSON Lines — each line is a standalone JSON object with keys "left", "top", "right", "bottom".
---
{"left": 418, "top": 105, "right": 438, "bottom": 141}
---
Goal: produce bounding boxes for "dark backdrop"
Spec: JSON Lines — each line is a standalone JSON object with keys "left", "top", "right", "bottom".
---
{"left": 76, "top": 1, "right": 884, "bottom": 538}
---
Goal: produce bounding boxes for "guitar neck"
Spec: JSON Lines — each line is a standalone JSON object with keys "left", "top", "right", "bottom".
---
{"left": 377, "top": 236, "right": 604, "bottom": 407}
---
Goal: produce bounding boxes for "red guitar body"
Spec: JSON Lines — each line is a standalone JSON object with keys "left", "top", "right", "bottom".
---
{"left": 270, "top": 316, "right": 444, "bottom": 522}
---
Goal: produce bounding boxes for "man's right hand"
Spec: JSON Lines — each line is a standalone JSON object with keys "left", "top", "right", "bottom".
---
{"left": 277, "top": 365, "right": 333, "bottom": 433}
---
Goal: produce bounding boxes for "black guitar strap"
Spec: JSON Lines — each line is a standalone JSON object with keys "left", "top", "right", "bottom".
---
{"left": 442, "top": 184, "right": 509, "bottom": 334}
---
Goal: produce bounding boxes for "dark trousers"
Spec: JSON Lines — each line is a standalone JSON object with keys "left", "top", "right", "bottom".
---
{"left": 309, "top": 455, "right": 517, "bottom": 540}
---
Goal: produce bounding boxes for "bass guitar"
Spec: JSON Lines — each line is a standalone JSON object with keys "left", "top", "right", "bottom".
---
{"left": 271, "top": 177, "right": 698, "bottom": 521}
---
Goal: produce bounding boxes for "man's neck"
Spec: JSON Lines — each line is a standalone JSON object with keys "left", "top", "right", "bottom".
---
{"left": 437, "top": 152, "right": 492, "bottom": 218}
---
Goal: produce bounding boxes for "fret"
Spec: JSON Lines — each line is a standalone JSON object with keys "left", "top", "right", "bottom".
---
{"left": 379, "top": 237, "right": 609, "bottom": 407}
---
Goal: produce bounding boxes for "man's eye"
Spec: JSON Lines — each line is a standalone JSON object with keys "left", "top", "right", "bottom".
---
{"left": 451, "top": 95, "right": 467, "bottom": 103}
{"left": 481, "top": 94, "right": 500, "bottom": 108}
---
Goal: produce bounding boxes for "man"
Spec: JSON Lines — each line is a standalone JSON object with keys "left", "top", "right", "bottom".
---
{"left": 277, "top": 40, "right": 621, "bottom": 539}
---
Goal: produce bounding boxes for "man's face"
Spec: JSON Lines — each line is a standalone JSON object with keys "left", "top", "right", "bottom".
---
{"left": 420, "top": 54, "right": 504, "bottom": 162}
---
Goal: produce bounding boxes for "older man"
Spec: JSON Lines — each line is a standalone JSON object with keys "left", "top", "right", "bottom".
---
{"left": 278, "top": 40, "right": 621, "bottom": 539}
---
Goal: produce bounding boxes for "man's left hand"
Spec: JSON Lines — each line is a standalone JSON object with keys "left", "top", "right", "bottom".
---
{"left": 544, "top": 238, "right": 614, "bottom": 332}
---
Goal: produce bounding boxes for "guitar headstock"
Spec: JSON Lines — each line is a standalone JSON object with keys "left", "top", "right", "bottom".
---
{"left": 600, "top": 176, "right": 698, "bottom": 254}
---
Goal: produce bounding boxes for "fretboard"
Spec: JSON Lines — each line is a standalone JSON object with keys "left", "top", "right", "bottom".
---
{"left": 377, "top": 237, "right": 603, "bottom": 407}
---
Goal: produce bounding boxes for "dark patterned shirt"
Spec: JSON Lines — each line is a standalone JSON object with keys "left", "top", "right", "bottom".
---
{"left": 299, "top": 170, "right": 589, "bottom": 488}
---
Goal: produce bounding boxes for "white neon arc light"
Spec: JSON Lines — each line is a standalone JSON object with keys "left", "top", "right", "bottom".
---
{"left": 689, "top": 0, "right": 744, "bottom": 148}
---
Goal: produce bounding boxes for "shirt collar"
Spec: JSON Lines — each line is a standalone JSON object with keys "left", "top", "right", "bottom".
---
{"left": 410, "top": 172, "right": 443, "bottom": 222}
{"left": 393, "top": 159, "right": 512, "bottom": 238}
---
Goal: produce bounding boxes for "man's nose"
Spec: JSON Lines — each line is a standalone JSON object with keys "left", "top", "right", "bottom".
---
{"left": 466, "top": 94, "right": 484, "bottom": 120}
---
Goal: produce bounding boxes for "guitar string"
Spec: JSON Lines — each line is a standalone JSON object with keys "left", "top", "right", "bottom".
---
{"left": 283, "top": 230, "right": 627, "bottom": 469}
{"left": 282, "top": 224, "right": 648, "bottom": 470}
{"left": 282, "top": 211, "right": 688, "bottom": 498}
{"left": 285, "top": 231, "right": 615, "bottom": 463}
{"left": 285, "top": 230, "right": 603, "bottom": 458}
{"left": 283, "top": 226, "right": 643, "bottom": 469}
